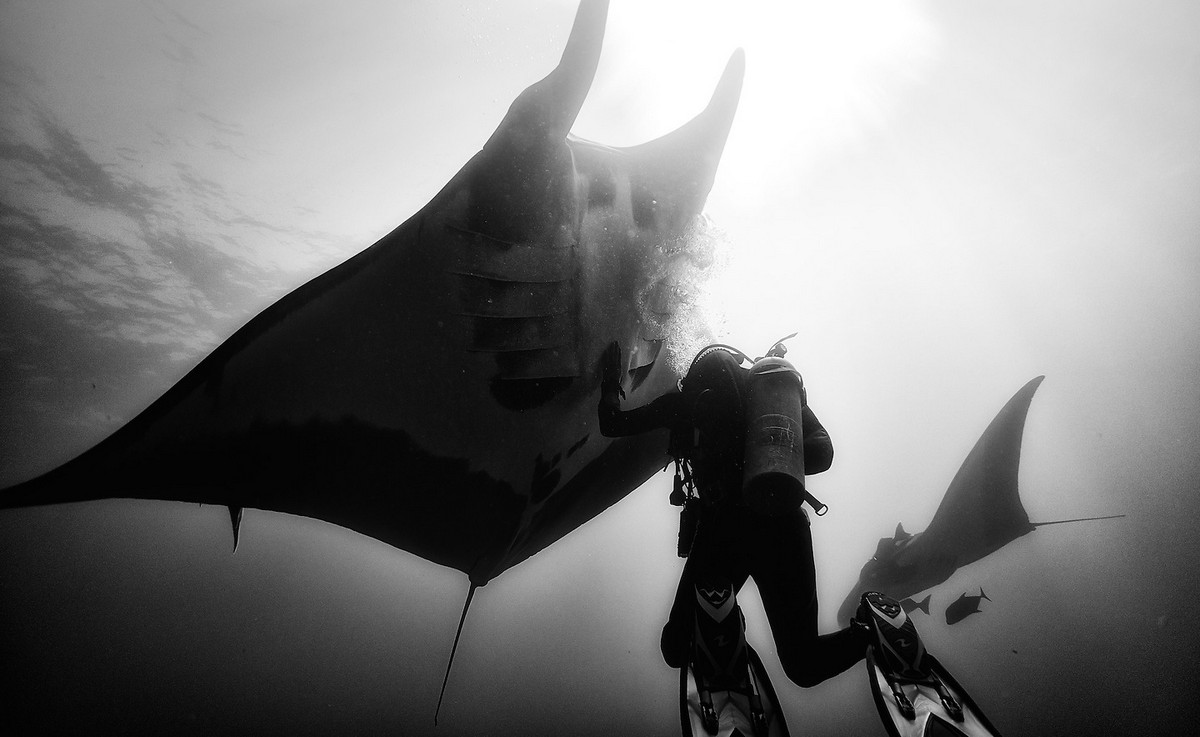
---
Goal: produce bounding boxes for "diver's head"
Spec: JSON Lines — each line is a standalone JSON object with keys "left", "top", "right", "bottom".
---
{"left": 680, "top": 345, "right": 748, "bottom": 395}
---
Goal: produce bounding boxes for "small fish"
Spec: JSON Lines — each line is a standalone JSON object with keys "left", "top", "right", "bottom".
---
{"left": 900, "top": 594, "right": 931, "bottom": 615}
{"left": 945, "top": 588, "right": 991, "bottom": 625}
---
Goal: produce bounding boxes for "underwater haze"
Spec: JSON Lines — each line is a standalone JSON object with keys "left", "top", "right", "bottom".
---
{"left": 2, "top": 1, "right": 1198, "bottom": 734}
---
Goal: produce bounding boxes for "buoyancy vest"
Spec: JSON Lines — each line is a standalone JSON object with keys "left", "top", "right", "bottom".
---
{"left": 668, "top": 347, "right": 749, "bottom": 506}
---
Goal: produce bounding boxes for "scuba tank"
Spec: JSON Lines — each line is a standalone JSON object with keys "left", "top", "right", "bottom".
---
{"left": 741, "top": 353, "right": 808, "bottom": 516}
{"left": 742, "top": 334, "right": 828, "bottom": 516}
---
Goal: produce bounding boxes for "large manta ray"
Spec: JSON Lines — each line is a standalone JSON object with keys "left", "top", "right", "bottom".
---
{"left": 1, "top": 0, "right": 744, "bottom": 589}
{"left": 837, "top": 376, "right": 1123, "bottom": 622}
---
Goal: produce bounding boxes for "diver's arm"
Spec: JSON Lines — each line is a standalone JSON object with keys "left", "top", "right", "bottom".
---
{"left": 598, "top": 388, "right": 684, "bottom": 437}
{"left": 596, "top": 340, "right": 685, "bottom": 437}
{"left": 802, "top": 404, "right": 834, "bottom": 474}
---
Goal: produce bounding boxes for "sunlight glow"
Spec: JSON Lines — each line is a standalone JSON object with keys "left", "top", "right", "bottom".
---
{"left": 580, "top": 0, "right": 938, "bottom": 170}
{"left": 571, "top": 1, "right": 940, "bottom": 353}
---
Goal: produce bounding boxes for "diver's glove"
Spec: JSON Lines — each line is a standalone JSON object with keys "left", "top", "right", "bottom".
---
{"left": 600, "top": 341, "right": 625, "bottom": 402}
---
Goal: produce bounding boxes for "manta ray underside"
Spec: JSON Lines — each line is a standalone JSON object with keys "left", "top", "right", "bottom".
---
{"left": 1, "top": 0, "right": 744, "bottom": 589}
{"left": 837, "top": 376, "right": 1124, "bottom": 622}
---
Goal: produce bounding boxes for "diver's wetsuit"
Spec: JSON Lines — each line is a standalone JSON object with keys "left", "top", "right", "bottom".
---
{"left": 598, "top": 376, "right": 867, "bottom": 688}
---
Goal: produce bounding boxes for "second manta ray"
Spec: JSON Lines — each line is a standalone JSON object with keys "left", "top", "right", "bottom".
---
{"left": 859, "top": 591, "right": 1002, "bottom": 737}
{"left": 838, "top": 376, "right": 1125, "bottom": 622}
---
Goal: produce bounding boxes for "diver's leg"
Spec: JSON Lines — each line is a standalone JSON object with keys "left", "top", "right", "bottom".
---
{"left": 662, "top": 508, "right": 750, "bottom": 668}
{"left": 753, "top": 508, "right": 868, "bottom": 687}
{"left": 661, "top": 561, "right": 694, "bottom": 668}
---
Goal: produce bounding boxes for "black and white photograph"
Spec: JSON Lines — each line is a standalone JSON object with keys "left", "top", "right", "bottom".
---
{"left": 2, "top": 1, "right": 1197, "bottom": 734}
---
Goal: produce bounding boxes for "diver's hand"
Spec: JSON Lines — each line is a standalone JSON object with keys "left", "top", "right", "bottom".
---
{"left": 600, "top": 341, "right": 625, "bottom": 400}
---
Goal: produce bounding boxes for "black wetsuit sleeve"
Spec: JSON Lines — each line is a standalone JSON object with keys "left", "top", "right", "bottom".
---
{"left": 598, "top": 389, "right": 687, "bottom": 437}
{"left": 802, "top": 404, "right": 834, "bottom": 474}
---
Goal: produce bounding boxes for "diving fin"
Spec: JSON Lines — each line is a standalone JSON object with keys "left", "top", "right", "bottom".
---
{"left": 680, "top": 582, "right": 790, "bottom": 736}
{"left": 859, "top": 591, "right": 1002, "bottom": 737}
{"left": 682, "top": 645, "right": 789, "bottom": 737}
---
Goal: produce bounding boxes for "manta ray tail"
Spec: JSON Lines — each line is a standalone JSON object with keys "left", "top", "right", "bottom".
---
{"left": 1031, "top": 513, "right": 1126, "bottom": 527}
{"left": 435, "top": 583, "right": 478, "bottom": 726}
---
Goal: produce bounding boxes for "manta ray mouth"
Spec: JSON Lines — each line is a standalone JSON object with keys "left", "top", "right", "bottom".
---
{"left": 638, "top": 216, "right": 728, "bottom": 377}
{"left": 473, "top": 211, "right": 722, "bottom": 410}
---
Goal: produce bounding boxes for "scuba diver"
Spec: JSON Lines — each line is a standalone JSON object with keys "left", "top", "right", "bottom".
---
{"left": 597, "top": 337, "right": 869, "bottom": 694}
